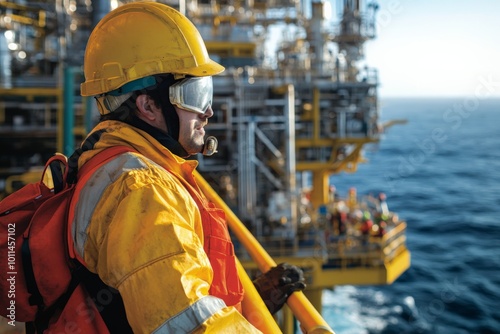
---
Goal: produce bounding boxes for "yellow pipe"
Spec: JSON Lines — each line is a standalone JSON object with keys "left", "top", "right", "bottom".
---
{"left": 194, "top": 171, "right": 335, "bottom": 334}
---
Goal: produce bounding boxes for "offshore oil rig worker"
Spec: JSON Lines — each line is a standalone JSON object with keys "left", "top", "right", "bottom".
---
{"left": 71, "top": 2, "right": 306, "bottom": 333}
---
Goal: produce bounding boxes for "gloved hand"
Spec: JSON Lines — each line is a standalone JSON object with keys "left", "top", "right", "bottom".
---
{"left": 253, "top": 263, "right": 306, "bottom": 315}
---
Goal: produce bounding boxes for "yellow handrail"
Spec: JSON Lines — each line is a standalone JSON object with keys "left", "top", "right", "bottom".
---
{"left": 194, "top": 171, "right": 335, "bottom": 334}
{"left": 237, "top": 258, "right": 283, "bottom": 333}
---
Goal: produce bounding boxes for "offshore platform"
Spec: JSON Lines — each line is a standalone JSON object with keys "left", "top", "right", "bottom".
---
{"left": 0, "top": 0, "right": 410, "bottom": 332}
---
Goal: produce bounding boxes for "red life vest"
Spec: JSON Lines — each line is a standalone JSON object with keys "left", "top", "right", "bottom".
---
{"left": 176, "top": 174, "right": 245, "bottom": 310}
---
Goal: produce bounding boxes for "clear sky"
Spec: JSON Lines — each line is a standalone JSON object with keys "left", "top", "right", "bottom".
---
{"left": 355, "top": 0, "right": 500, "bottom": 98}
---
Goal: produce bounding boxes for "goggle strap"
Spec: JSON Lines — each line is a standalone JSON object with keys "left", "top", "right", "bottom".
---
{"left": 107, "top": 76, "right": 157, "bottom": 96}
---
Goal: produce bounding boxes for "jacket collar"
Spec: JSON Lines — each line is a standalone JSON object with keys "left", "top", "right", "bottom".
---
{"left": 127, "top": 115, "right": 188, "bottom": 158}
{"left": 80, "top": 121, "right": 198, "bottom": 178}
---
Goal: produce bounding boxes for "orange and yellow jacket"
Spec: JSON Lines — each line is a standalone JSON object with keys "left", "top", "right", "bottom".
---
{"left": 67, "top": 120, "right": 261, "bottom": 333}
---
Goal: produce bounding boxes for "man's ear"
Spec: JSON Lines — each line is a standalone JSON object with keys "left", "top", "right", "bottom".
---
{"left": 136, "top": 94, "right": 159, "bottom": 121}
{"left": 135, "top": 94, "right": 168, "bottom": 132}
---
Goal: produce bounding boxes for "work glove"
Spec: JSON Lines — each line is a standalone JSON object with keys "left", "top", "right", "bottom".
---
{"left": 253, "top": 263, "right": 306, "bottom": 315}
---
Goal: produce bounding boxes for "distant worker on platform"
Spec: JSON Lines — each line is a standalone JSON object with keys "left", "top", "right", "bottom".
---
{"left": 65, "top": 2, "right": 305, "bottom": 333}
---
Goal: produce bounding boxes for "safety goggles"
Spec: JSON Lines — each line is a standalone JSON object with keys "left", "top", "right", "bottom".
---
{"left": 169, "top": 76, "right": 213, "bottom": 114}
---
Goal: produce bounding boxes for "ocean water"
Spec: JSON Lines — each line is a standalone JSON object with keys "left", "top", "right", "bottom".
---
{"left": 322, "top": 97, "right": 500, "bottom": 334}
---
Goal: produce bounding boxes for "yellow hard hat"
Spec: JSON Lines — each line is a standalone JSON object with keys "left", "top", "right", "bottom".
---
{"left": 80, "top": 1, "right": 224, "bottom": 97}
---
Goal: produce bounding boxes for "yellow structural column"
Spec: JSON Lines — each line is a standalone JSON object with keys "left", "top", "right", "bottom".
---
{"left": 304, "top": 288, "right": 324, "bottom": 315}
{"left": 310, "top": 171, "right": 330, "bottom": 210}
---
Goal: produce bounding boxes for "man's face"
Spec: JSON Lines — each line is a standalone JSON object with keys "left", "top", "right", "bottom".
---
{"left": 175, "top": 105, "right": 214, "bottom": 155}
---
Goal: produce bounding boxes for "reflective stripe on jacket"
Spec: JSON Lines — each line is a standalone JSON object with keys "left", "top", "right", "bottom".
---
{"left": 69, "top": 121, "right": 260, "bottom": 333}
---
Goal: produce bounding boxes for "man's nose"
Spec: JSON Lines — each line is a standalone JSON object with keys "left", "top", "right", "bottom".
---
{"left": 202, "top": 105, "right": 214, "bottom": 118}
